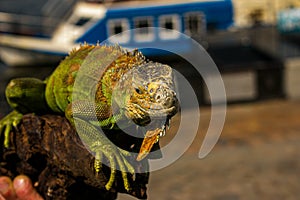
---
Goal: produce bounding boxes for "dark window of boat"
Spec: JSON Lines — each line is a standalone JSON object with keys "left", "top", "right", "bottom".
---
{"left": 134, "top": 17, "right": 154, "bottom": 41}
{"left": 158, "top": 15, "right": 181, "bottom": 40}
{"left": 134, "top": 18, "right": 152, "bottom": 35}
{"left": 163, "top": 18, "right": 174, "bottom": 30}
{"left": 74, "top": 17, "right": 91, "bottom": 26}
{"left": 113, "top": 22, "right": 123, "bottom": 34}
{"left": 184, "top": 12, "right": 205, "bottom": 36}
{"left": 107, "top": 19, "right": 130, "bottom": 43}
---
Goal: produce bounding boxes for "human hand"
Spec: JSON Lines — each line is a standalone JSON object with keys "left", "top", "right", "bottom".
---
{"left": 0, "top": 175, "right": 43, "bottom": 200}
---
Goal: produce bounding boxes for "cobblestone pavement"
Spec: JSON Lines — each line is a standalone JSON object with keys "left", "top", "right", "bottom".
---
{"left": 119, "top": 100, "right": 300, "bottom": 200}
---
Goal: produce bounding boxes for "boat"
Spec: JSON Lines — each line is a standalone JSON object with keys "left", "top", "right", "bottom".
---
{"left": 0, "top": 0, "right": 234, "bottom": 66}
{"left": 277, "top": 7, "right": 300, "bottom": 34}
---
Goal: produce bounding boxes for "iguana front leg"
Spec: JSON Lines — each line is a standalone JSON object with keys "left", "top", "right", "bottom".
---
{"left": 0, "top": 78, "right": 49, "bottom": 148}
{"left": 0, "top": 111, "right": 23, "bottom": 148}
{"left": 66, "top": 101, "right": 135, "bottom": 191}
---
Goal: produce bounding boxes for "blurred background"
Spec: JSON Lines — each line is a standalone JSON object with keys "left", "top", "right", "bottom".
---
{"left": 0, "top": 0, "right": 300, "bottom": 199}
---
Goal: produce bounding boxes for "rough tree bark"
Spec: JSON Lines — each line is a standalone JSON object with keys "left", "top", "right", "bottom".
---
{"left": 0, "top": 114, "right": 161, "bottom": 200}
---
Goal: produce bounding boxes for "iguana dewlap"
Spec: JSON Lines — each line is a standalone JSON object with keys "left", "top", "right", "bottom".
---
{"left": 0, "top": 44, "right": 179, "bottom": 191}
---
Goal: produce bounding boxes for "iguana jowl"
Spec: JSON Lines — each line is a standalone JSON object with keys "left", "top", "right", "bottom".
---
{"left": 0, "top": 44, "right": 179, "bottom": 191}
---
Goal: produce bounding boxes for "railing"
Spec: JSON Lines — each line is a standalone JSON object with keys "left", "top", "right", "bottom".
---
{"left": 0, "top": 12, "right": 60, "bottom": 37}
{"left": 0, "top": 0, "right": 78, "bottom": 37}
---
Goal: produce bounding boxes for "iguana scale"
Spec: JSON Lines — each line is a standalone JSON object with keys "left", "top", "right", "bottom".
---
{"left": 0, "top": 44, "right": 179, "bottom": 191}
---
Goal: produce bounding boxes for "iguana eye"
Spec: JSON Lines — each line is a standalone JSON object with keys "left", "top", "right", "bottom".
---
{"left": 135, "top": 88, "right": 143, "bottom": 94}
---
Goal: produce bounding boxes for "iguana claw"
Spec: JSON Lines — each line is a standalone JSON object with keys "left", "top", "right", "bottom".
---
{"left": 91, "top": 142, "right": 135, "bottom": 191}
{"left": 0, "top": 111, "right": 23, "bottom": 148}
{"left": 74, "top": 117, "right": 135, "bottom": 191}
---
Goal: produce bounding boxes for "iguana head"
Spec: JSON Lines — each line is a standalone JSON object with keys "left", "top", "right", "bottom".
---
{"left": 124, "top": 62, "right": 178, "bottom": 124}
{"left": 113, "top": 62, "right": 179, "bottom": 160}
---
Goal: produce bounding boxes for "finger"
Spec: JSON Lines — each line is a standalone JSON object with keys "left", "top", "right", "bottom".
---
{"left": 94, "top": 151, "right": 102, "bottom": 173}
{"left": 13, "top": 175, "right": 43, "bottom": 200}
{"left": 115, "top": 155, "right": 130, "bottom": 191}
{"left": 0, "top": 123, "right": 3, "bottom": 134}
{"left": 104, "top": 153, "right": 117, "bottom": 191}
{"left": 4, "top": 125, "right": 11, "bottom": 148}
{"left": 0, "top": 176, "right": 16, "bottom": 200}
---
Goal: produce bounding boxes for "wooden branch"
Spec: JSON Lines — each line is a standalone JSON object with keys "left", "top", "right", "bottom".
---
{"left": 0, "top": 114, "right": 160, "bottom": 199}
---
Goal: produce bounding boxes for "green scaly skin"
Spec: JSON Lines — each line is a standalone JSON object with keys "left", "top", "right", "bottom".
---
{"left": 0, "top": 44, "right": 179, "bottom": 191}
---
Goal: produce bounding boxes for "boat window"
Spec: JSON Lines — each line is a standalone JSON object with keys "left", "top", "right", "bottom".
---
{"left": 73, "top": 17, "right": 91, "bottom": 26}
{"left": 107, "top": 19, "right": 130, "bottom": 43}
{"left": 159, "top": 14, "right": 181, "bottom": 40}
{"left": 134, "top": 17, "right": 154, "bottom": 42}
{"left": 184, "top": 12, "right": 206, "bottom": 37}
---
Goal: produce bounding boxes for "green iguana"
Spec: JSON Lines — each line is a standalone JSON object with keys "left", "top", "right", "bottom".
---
{"left": 0, "top": 44, "right": 179, "bottom": 191}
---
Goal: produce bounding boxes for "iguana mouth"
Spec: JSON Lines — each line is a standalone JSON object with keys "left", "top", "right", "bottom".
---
{"left": 125, "top": 92, "right": 178, "bottom": 126}
{"left": 133, "top": 103, "right": 178, "bottom": 118}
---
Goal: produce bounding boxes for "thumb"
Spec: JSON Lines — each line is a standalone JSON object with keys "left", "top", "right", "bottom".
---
{"left": 13, "top": 175, "right": 43, "bottom": 200}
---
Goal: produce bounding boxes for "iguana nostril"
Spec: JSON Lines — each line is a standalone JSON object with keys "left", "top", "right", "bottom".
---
{"left": 164, "top": 97, "right": 172, "bottom": 107}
